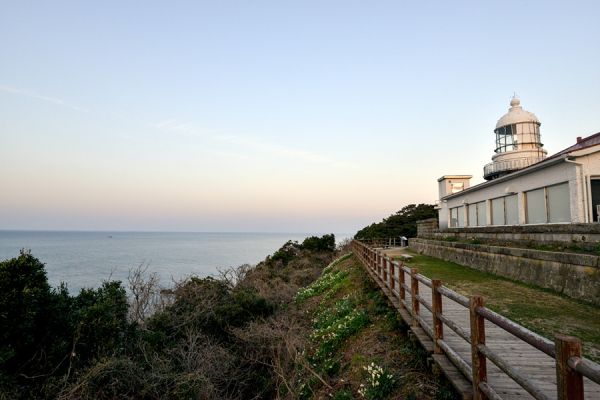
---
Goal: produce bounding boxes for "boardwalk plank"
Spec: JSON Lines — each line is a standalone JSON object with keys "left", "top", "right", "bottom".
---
{"left": 353, "top": 246, "right": 600, "bottom": 400}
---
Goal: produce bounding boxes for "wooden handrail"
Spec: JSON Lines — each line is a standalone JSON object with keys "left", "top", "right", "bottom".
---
{"left": 478, "top": 343, "right": 551, "bottom": 400}
{"left": 569, "top": 357, "right": 600, "bottom": 385}
{"left": 351, "top": 239, "right": 600, "bottom": 400}
{"left": 476, "top": 306, "right": 556, "bottom": 357}
{"left": 415, "top": 273, "right": 432, "bottom": 287}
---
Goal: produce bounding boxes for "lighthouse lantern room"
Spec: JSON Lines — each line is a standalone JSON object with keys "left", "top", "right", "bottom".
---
{"left": 483, "top": 97, "right": 547, "bottom": 180}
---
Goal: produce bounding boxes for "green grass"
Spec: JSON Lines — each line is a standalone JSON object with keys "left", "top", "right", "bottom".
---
{"left": 403, "top": 251, "right": 600, "bottom": 361}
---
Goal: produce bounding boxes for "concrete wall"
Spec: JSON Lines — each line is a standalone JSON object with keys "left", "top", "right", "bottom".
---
{"left": 410, "top": 238, "right": 600, "bottom": 305}
{"left": 438, "top": 159, "right": 580, "bottom": 229}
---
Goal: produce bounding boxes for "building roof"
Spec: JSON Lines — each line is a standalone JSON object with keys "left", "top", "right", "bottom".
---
{"left": 437, "top": 175, "right": 472, "bottom": 182}
{"left": 495, "top": 97, "right": 540, "bottom": 129}
{"left": 545, "top": 132, "right": 600, "bottom": 160}
{"left": 442, "top": 131, "right": 600, "bottom": 200}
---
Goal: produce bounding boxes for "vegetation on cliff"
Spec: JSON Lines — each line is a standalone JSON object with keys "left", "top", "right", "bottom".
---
{"left": 289, "top": 253, "right": 454, "bottom": 399}
{"left": 0, "top": 235, "right": 335, "bottom": 399}
{"left": 1, "top": 234, "right": 456, "bottom": 399}
{"left": 355, "top": 203, "right": 437, "bottom": 240}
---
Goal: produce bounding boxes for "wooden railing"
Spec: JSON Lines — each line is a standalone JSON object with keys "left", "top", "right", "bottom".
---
{"left": 351, "top": 239, "right": 600, "bottom": 400}
{"left": 353, "top": 237, "right": 405, "bottom": 248}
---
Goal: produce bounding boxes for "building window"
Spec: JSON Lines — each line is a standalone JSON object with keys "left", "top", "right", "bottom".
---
{"left": 467, "top": 201, "right": 487, "bottom": 226}
{"left": 491, "top": 197, "right": 505, "bottom": 225}
{"left": 491, "top": 194, "right": 519, "bottom": 225}
{"left": 450, "top": 206, "right": 465, "bottom": 228}
{"left": 476, "top": 201, "right": 486, "bottom": 226}
{"left": 505, "top": 194, "right": 518, "bottom": 225}
{"left": 457, "top": 206, "right": 465, "bottom": 227}
{"left": 495, "top": 124, "right": 517, "bottom": 153}
{"left": 526, "top": 188, "right": 546, "bottom": 224}
{"left": 525, "top": 182, "right": 570, "bottom": 224}
{"left": 468, "top": 204, "right": 477, "bottom": 227}
{"left": 547, "top": 183, "right": 570, "bottom": 222}
{"left": 450, "top": 207, "right": 458, "bottom": 228}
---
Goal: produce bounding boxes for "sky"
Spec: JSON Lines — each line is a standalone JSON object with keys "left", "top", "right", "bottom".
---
{"left": 1, "top": 1, "right": 599, "bottom": 233}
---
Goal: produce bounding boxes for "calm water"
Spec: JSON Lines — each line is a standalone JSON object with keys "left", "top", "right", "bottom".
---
{"left": 0, "top": 231, "right": 349, "bottom": 293}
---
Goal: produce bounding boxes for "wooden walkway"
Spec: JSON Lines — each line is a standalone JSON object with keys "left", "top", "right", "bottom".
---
{"left": 355, "top": 243, "right": 600, "bottom": 400}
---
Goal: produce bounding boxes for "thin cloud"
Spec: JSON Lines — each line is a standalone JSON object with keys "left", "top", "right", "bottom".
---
{"left": 0, "top": 85, "right": 87, "bottom": 112}
{"left": 156, "top": 119, "right": 350, "bottom": 169}
{"left": 219, "top": 133, "right": 350, "bottom": 169}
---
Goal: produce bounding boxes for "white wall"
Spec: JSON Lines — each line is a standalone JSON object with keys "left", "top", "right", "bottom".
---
{"left": 438, "top": 159, "right": 580, "bottom": 229}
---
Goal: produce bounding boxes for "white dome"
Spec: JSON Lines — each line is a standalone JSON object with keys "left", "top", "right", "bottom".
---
{"left": 495, "top": 97, "right": 540, "bottom": 129}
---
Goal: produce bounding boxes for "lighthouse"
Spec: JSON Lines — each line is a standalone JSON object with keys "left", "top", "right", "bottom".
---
{"left": 483, "top": 97, "right": 547, "bottom": 180}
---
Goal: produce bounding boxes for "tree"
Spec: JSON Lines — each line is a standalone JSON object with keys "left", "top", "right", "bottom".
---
{"left": 355, "top": 203, "right": 437, "bottom": 239}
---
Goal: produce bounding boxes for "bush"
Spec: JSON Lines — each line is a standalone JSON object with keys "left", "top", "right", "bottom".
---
{"left": 301, "top": 234, "right": 335, "bottom": 252}
{"left": 355, "top": 203, "right": 436, "bottom": 239}
{"left": 0, "top": 234, "right": 336, "bottom": 399}
{"left": 0, "top": 250, "right": 53, "bottom": 372}
{"left": 0, "top": 251, "right": 132, "bottom": 398}
{"left": 72, "top": 281, "right": 130, "bottom": 364}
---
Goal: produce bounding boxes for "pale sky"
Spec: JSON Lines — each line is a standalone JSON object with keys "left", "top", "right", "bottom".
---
{"left": 1, "top": 1, "right": 599, "bottom": 233}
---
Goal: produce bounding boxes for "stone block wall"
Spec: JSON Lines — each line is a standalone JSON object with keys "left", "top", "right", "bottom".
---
{"left": 409, "top": 238, "right": 600, "bottom": 305}
{"left": 416, "top": 219, "right": 600, "bottom": 250}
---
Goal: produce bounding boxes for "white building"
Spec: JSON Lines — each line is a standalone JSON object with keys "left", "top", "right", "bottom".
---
{"left": 437, "top": 97, "right": 600, "bottom": 230}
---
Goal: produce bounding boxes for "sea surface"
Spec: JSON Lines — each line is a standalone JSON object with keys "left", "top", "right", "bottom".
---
{"left": 0, "top": 231, "right": 350, "bottom": 293}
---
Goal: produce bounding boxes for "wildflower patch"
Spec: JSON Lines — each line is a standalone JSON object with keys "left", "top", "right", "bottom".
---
{"left": 308, "top": 296, "right": 370, "bottom": 372}
{"left": 357, "top": 362, "right": 396, "bottom": 399}
{"left": 321, "top": 253, "right": 352, "bottom": 275}
{"left": 294, "top": 269, "right": 348, "bottom": 303}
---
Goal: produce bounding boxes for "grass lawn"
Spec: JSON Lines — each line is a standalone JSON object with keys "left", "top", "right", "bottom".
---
{"left": 402, "top": 251, "right": 600, "bottom": 362}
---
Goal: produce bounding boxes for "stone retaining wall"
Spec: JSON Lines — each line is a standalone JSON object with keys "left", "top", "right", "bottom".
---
{"left": 409, "top": 238, "right": 600, "bottom": 305}
{"left": 416, "top": 219, "right": 600, "bottom": 250}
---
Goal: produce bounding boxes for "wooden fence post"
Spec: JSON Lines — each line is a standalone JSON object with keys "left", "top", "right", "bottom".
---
{"left": 389, "top": 261, "right": 395, "bottom": 292}
{"left": 383, "top": 257, "right": 388, "bottom": 284}
{"left": 555, "top": 335, "right": 584, "bottom": 400}
{"left": 399, "top": 263, "right": 405, "bottom": 306}
{"left": 432, "top": 279, "right": 443, "bottom": 355}
{"left": 374, "top": 251, "right": 378, "bottom": 274}
{"left": 470, "top": 295, "right": 487, "bottom": 400}
{"left": 410, "top": 268, "right": 419, "bottom": 326}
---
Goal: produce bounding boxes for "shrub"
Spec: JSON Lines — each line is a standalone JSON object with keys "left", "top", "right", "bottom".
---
{"left": 301, "top": 234, "right": 335, "bottom": 252}
{"left": 268, "top": 240, "right": 301, "bottom": 266}
{"left": 355, "top": 203, "right": 436, "bottom": 240}
{"left": 0, "top": 251, "right": 133, "bottom": 398}
{"left": 0, "top": 250, "right": 53, "bottom": 371}
{"left": 72, "top": 281, "right": 130, "bottom": 364}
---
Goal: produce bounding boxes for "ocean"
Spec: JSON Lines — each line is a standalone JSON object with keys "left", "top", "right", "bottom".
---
{"left": 0, "top": 231, "right": 350, "bottom": 294}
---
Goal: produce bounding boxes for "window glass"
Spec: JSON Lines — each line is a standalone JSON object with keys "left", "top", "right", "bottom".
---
{"left": 477, "top": 201, "right": 486, "bottom": 226}
{"left": 450, "top": 208, "right": 458, "bottom": 228}
{"left": 526, "top": 188, "right": 546, "bottom": 224}
{"left": 505, "top": 195, "right": 519, "bottom": 225}
{"left": 495, "top": 125, "right": 516, "bottom": 153}
{"left": 547, "top": 183, "right": 570, "bottom": 223}
{"left": 457, "top": 206, "right": 465, "bottom": 227}
{"left": 491, "top": 198, "right": 505, "bottom": 225}
{"left": 468, "top": 204, "right": 477, "bottom": 226}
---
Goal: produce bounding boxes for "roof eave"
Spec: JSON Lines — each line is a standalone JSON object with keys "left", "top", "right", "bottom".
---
{"left": 441, "top": 155, "right": 570, "bottom": 201}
